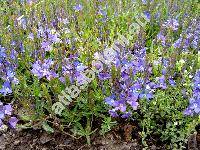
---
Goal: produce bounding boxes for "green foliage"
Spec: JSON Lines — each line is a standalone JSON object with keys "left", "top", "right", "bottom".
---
{"left": 139, "top": 87, "right": 199, "bottom": 149}
{"left": 100, "top": 116, "right": 118, "bottom": 135}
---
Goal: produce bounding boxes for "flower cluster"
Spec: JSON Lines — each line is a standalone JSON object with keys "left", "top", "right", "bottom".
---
{"left": 184, "top": 70, "right": 200, "bottom": 116}
{"left": 94, "top": 44, "right": 176, "bottom": 118}
{"left": 40, "top": 29, "right": 61, "bottom": 52}
{"left": 173, "top": 19, "right": 200, "bottom": 51}
{"left": 0, "top": 102, "right": 18, "bottom": 129}
{"left": 157, "top": 18, "right": 180, "bottom": 47}
{"left": 31, "top": 59, "right": 58, "bottom": 80}
{"left": 60, "top": 54, "right": 88, "bottom": 84}
{"left": 0, "top": 45, "right": 19, "bottom": 96}
{"left": 162, "top": 18, "right": 179, "bottom": 31}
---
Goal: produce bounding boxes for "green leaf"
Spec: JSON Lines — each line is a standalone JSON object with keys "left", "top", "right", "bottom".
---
{"left": 42, "top": 121, "right": 54, "bottom": 133}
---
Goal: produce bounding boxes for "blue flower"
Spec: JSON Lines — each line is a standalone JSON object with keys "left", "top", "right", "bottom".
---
{"left": 173, "top": 38, "right": 182, "bottom": 48}
{"left": 108, "top": 109, "right": 119, "bottom": 117}
{"left": 127, "top": 97, "right": 139, "bottom": 110}
{"left": 169, "top": 78, "right": 176, "bottom": 87}
{"left": 98, "top": 72, "right": 111, "bottom": 80}
{"left": 0, "top": 81, "right": 12, "bottom": 96}
{"left": 157, "top": 32, "right": 166, "bottom": 46}
{"left": 142, "top": 0, "right": 147, "bottom": 4}
{"left": 144, "top": 11, "right": 151, "bottom": 20}
{"left": 0, "top": 104, "right": 5, "bottom": 119}
{"left": 28, "top": 32, "right": 34, "bottom": 40}
{"left": 73, "top": 4, "right": 83, "bottom": 11}
{"left": 121, "top": 112, "right": 132, "bottom": 118}
{"left": 0, "top": 45, "right": 6, "bottom": 59}
{"left": 41, "top": 41, "right": 52, "bottom": 51}
{"left": 3, "top": 104, "right": 13, "bottom": 115}
{"left": 105, "top": 95, "right": 116, "bottom": 106}
{"left": 156, "top": 75, "right": 167, "bottom": 89}
{"left": 113, "top": 100, "right": 127, "bottom": 112}
{"left": 184, "top": 70, "right": 200, "bottom": 116}
{"left": 9, "top": 117, "right": 18, "bottom": 128}
{"left": 31, "top": 59, "right": 58, "bottom": 80}
{"left": 162, "top": 18, "right": 179, "bottom": 31}
{"left": 0, "top": 119, "right": 3, "bottom": 127}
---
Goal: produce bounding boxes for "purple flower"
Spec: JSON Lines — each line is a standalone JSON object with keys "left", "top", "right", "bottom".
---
{"left": 6, "top": 69, "right": 15, "bottom": 79}
{"left": 31, "top": 61, "right": 43, "bottom": 78}
{"left": 48, "top": 32, "right": 61, "bottom": 43}
{"left": 76, "top": 63, "right": 87, "bottom": 72}
{"left": 139, "top": 88, "right": 153, "bottom": 101}
{"left": 190, "top": 102, "right": 200, "bottom": 114}
{"left": 31, "top": 59, "right": 58, "bottom": 80}
{"left": 98, "top": 8, "right": 107, "bottom": 16}
{"left": 162, "top": 69, "right": 167, "bottom": 75}
{"left": 59, "top": 76, "right": 66, "bottom": 83}
{"left": 45, "top": 71, "right": 58, "bottom": 80}
{"left": 73, "top": 4, "right": 83, "bottom": 11}
{"left": 184, "top": 108, "right": 193, "bottom": 116}
{"left": 0, "top": 81, "right": 12, "bottom": 96}
{"left": 121, "top": 71, "right": 130, "bottom": 81}
{"left": 98, "top": 72, "right": 111, "bottom": 80}
{"left": 169, "top": 78, "right": 176, "bottom": 87}
{"left": 113, "top": 100, "right": 127, "bottom": 112}
{"left": 162, "top": 18, "right": 179, "bottom": 31}
{"left": 108, "top": 109, "right": 119, "bottom": 117}
{"left": 10, "top": 49, "right": 18, "bottom": 60}
{"left": 142, "top": 0, "right": 147, "bottom": 4}
{"left": 41, "top": 41, "right": 52, "bottom": 51}
{"left": 144, "top": 11, "right": 151, "bottom": 20}
{"left": 0, "top": 101, "right": 5, "bottom": 119}
{"left": 75, "top": 72, "right": 88, "bottom": 85}
{"left": 127, "top": 98, "right": 139, "bottom": 110}
{"left": 130, "top": 82, "right": 142, "bottom": 91}
{"left": 105, "top": 96, "right": 115, "bottom": 106}
{"left": 162, "top": 58, "right": 169, "bottom": 67}
{"left": 156, "top": 75, "right": 167, "bottom": 89}
{"left": 157, "top": 32, "right": 166, "bottom": 46}
{"left": 0, "top": 111, "right": 5, "bottom": 119}
{"left": 12, "top": 77, "right": 19, "bottom": 85}
{"left": 0, "top": 101, "right": 18, "bottom": 129}
{"left": 8, "top": 117, "right": 18, "bottom": 128}
{"left": 184, "top": 70, "right": 200, "bottom": 116}
{"left": 28, "top": 33, "right": 34, "bottom": 40}
{"left": 19, "top": 42, "right": 25, "bottom": 52}
{"left": 121, "top": 112, "right": 132, "bottom": 118}
{"left": 3, "top": 104, "right": 13, "bottom": 115}
{"left": 0, "top": 45, "right": 7, "bottom": 59}
{"left": 0, "top": 119, "right": 3, "bottom": 127}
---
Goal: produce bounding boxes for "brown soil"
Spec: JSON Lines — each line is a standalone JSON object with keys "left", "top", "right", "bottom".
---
{"left": 0, "top": 124, "right": 200, "bottom": 150}
{"left": 0, "top": 128, "right": 141, "bottom": 150}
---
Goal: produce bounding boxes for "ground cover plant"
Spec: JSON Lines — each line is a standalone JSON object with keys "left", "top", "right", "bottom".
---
{"left": 0, "top": 0, "right": 200, "bottom": 149}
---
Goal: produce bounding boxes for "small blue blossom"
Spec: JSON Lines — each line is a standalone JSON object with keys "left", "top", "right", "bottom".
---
{"left": 73, "top": 4, "right": 83, "bottom": 11}
{"left": 3, "top": 104, "right": 13, "bottom": 115}
{"left": 31, "top": 59, "right": 58, "bottom": 80}
{"left": 184, "top": 70, "right": 200, "bottom": 116}
{"left": 9, "top": 117, "right": 18, "bottom": 128}
{"left": 144, "top": 11, "right": 151, "bottom": 20}
{"left": 0, "top": 101, "right": 18, "bottom": 129}
{"left": 162, "top": 18, "right": 179, "bottom": 31}
{"left": 98, "top": 72, "right": 111, "bottom": 80}
{"left": 105, "top": 95, "right": 116, "bottom": 106}
{"left": 169, "top": 78, "right": 176, "bottom": 87}
{"left": 0, "top": 81, "right": 12, "bottom": 96}
{"left": 108, "top": 109, "right": 119, "bottom": 117}
{"left": 121, "top": 112, "right": 132, "bottom": 118}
